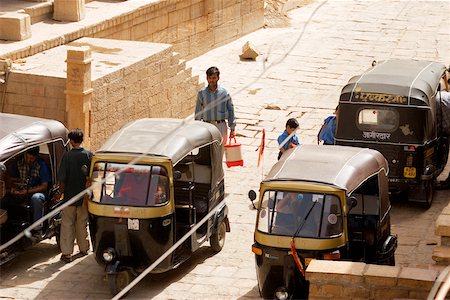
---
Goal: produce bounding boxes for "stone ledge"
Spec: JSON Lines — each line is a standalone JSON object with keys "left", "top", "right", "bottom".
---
{"left": 20, "top": 2, "right": 53, "bottom": 24}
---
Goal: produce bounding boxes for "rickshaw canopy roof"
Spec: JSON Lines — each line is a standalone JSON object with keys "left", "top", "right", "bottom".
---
{"left": 97, "top": 118, "right": 223, "bottom": 165}
{"left": 264, "top": 145, "right": 388, "bottom": 194}
{"left": 0, "top": 113, "right": 68, "bottom": 162}
{"left": 340, "top": 60, "right": 446, "bottom": 106}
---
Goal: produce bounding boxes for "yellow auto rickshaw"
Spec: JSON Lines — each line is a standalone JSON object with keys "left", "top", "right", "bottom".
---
{"left": 88, "top": 118, "right": 230, "bottom": 295}
{"left": 249, "top": 145, "right": 397, "bottom": 299}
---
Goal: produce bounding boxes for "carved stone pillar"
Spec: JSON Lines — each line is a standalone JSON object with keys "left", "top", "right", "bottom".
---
{"left": 66, "top": 46, "right": 92, "bottom": 147}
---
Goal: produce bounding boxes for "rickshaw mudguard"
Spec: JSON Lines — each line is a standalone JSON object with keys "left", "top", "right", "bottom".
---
{"left": 213, "top": 203, "right": 230, "bottom": 232}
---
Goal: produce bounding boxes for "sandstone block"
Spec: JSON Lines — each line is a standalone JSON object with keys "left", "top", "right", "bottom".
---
{"left": 191, "top": 17, "right": 206, "bottom": 35}
{"left": 240, "top": 41, "right": 259, "bottom": 60}
{"left": 242, "top": 10, "right": 264, "bottom": 34}
{"left": 397, "top": 267, "right": 437, "bottom": 290}
{"left": 190, "top": 2, "right": 204, "bottom": 19}
{"left": 363, "top": 264, "right": 400, "bottom": 287}
{"left": 442, "top": 236, "right": 450, "bottom": 247}
{"left": 432, "top": 246, "right": 450, "bottom": 263}
{"left": 168, "top": 6, "right": 190, "bottom": 27}
{"left": 316, "top": 284, "right": 343, "bottom": 297}
{"left": 0, "top": 13, "right": 32, "bottom": 41}
{"left": 372, "top": 288, "right": 409, "bottom": 299}
{"left": 436, "top": 214, "right": 450, "bottom": 236}
{"left": 441, "top": 205, "right": 450, "bottom": 215}
{"left": 306, "top": 260, "right": 365, "bottom": 285}
{"left": 53, "top": 0, "right": 86, "bottom": 22}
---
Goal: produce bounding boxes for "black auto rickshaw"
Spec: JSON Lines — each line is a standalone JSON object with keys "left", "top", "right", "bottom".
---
{"left": 88, "top": 118, "right": 230, "bottom": 295}
{"left": 335, "top": 59, "right": 449, "bottom": 207}
{"left": 0, "top": 113, "right": 68, "bottom": 265}
{"left": 248, "top": 145, "right": 397, "bottom": 300}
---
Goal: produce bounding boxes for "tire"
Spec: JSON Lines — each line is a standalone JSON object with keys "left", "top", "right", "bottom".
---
{"left": 108, "top": 269, "right": 132, "bottom": 296}
{"left": 210, "top": 220, "right": 226, "bottom": 253}
{"left": 424, "top": 181, "right": 434, "bottom": 208}
{"left": 389, "top": 254, "right": 396, "bottom": 266}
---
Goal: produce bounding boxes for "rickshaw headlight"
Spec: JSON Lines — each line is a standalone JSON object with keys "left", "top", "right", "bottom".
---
{"left": 274, "top": 287, "right": 289, "bottom": 300}
{"left": 102, "top": 248, "right": 116, "bottom": 262}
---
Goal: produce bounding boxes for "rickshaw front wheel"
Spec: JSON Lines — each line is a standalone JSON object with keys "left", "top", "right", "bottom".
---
{"left": 210, "top": 220, "right": 226, "bottom": 252}
{"left": 108, "top": 269, "right": 132, "bottom": 296}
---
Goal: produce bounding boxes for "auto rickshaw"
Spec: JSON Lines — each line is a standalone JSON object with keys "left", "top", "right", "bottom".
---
{"left": 0, "top": 113, "right": 68, "bottom": 265}
{"left": 248, "top": 145, "right": 397, "bottom": 300}
{"left": 88, "top": 118, "right": 230, "bottom": 295}
{"left": 335, "top": 59, "right": 449, "bottom": 207}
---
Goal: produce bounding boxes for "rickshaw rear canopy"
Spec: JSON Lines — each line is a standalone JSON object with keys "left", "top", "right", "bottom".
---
{"left": 340, "top": 60, "right": 446, "bottom": 106}
{"left": 264, "top": 145, "right": 388, "bottom": 194}
{"left": 96, "top": 118, "right": 224, "bottom": 183}
{"left": 0, "top": 113, "right": 68, "bottom": 162}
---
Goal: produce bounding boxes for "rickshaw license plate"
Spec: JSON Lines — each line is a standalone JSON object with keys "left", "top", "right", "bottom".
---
{"left": 403, "top": 167, "right": 416, "bottom": 178}
{"left": 128, "top": 218, "right": 139, "bottom": 230}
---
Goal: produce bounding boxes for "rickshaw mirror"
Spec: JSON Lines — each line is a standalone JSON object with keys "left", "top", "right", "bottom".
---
{"left": 248, "top": 190, "right": 257, "bottom": 201}
{"left": 81, "top": 164, "right": 89, "bottom": 176}
{"left": 0, "top": 163, "right": 6, "bottom": 199}
{"left": 173, "top": 170, "right": 182, "bottom": 180}
{"left": 347, "top": 196, "right": 358, "bottom": 210}
{"left": 0, "top": 162, "right": 5, "bottom": 176}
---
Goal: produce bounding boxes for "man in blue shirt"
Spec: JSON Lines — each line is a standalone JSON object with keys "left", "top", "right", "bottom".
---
{"left": 195, "top": 66, "right": 236, "bottom": 144}
{"left": 9, "top": 146, "right": 50, "bottom": 233}
{"left": 277, "top": 118, "right": 300, "bottom": 160}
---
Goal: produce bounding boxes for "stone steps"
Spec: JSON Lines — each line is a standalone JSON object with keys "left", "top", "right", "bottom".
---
{"left": 20, "top": 1, "right": 53, "bottom": 24}
{"left": 433, "top": 205, "right": 450, "bottom": 264}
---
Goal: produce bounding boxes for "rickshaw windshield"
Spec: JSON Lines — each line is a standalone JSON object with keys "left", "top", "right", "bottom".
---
{"left": 257, "top": 190, "right": 342, "bottom": 238}
{"left": 91, "top": 162, "right": 169, "bottom": 207}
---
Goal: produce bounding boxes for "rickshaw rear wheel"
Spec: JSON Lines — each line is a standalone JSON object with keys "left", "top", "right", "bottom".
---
{"left": 424, "top": 181, "right": 434, "bottom": 208}
{"left": 210, "top": 220, "right": 226, "bottom": 252}
{"left": 108, "top": 269, "right": 132, "bottom": 296}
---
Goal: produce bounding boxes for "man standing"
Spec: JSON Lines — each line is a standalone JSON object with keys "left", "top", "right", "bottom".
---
{"left": 57, "top": 128, "right": 92, "bottom": 263}
{"left": 195, "top": 66, "right": 236, "bottom": 144}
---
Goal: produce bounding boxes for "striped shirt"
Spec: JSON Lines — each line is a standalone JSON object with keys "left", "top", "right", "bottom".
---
{"left": 195, "top": 86, "right": 236, "bottom": 130}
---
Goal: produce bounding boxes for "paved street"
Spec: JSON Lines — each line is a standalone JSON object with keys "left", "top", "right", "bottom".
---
{"left": 1, "top": 0, "right": 450, "bottom": 299}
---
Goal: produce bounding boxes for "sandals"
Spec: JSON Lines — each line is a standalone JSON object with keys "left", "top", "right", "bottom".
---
{"left": 60, "top": 254, "right": 72, "bottom": 263}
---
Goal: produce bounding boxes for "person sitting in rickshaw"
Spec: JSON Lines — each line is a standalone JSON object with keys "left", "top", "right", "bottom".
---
{"left": 4, "top": 147, "right": 50, "bottom": 235}
{"left": 153, "top": 183, "right": 167, "bottom": 205}
{"left": 274, "top": 192, "right": 321, "bottom": 236}
{"left": 117, "top": 171, "right": 149, "bottom": 206}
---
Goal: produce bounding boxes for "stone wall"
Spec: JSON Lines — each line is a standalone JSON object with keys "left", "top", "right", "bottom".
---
{"left": 89, "top": 49, "right": 201, "bottom": 150}
{"left": 307, "top": 260, "right": 438, "bottom": 299}
{"left": 3, "top": 0, "right": 264, "bottom": 61}
{"left": 0, "top": 73, "right": 66, "bottom": 121}
{"left": 90, "top": 0, "right": 264, "bottom": 60}
{"left": 0, "top": 38, "right": 202, "bottom": 151}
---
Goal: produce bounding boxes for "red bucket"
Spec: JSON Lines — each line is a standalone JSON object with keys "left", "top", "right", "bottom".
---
{"left": 224, "top": 137, "right": 244, "bottom": 168}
